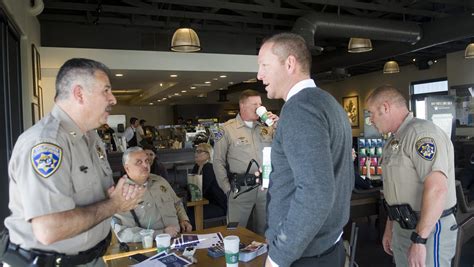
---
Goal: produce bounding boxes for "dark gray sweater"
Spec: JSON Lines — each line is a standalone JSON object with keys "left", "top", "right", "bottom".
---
{"left": 266, "top": 87, "right": 354, "bottom": 267}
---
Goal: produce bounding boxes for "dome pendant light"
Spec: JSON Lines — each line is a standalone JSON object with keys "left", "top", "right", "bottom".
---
{"left": 348, "top": 38, "right": 373, "bottom": 53}
{"left": 383, "top": 60, "right": 400, "bottom": 74}
{"left": 170, "top": 27, "right": 201, "bottom": 52}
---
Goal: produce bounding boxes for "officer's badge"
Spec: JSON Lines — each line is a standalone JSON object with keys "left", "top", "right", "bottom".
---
{"left": 96, "top": 145, "right": 105, "bottom": 159}
{"left": 390, "top": 139, "right": 400, "bottom": 152}
{"left": 214, "top": 127, "right": 225, "bottom": 142}
{"left": 261, "top": 128, "right": 268, "bottom": 136}
{"left": 31, "top": 143, "right": 62, "bottom": 178}
{"left": 160, "top": 185, "right": 167, "bottom": 193}
{"left": 416, "top": 137, "right": 436, "bottom": 161}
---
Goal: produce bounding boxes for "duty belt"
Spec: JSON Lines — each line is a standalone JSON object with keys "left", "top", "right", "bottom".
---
{"left": 384, "top": 200, "right": 457, "bottom": 230}
{"left": 4, "top": 231, "right": 111, "bottom": 266}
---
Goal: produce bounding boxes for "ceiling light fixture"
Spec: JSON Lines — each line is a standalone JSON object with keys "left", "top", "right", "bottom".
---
{"left": 383, "top": 60, "right": 400, "bottom": 74}
{"left": 205, "top": 81, "right": 211, "bottom": 84}
{"left": 348, "top": 38, "right": 373, "bottom": 53}
{"left": 115, "top": 73, "right": 123, "bottom": 77}
{"left": 181, "top": 90, "right": 187, "bottom": 93}
{"left": 170, "top": 74, "right": 178, "bottom": 78}
{"left": 219, "top": 75, "right": 227, "bottom": 78}
{"left": 190, "top": 86, "right": 196, "bottom": 89}
{"left": 465, "top": 43, "right": 474, "bottom": 59}
{"left": 170, "top": 27, "right": 201, "bottom": 53}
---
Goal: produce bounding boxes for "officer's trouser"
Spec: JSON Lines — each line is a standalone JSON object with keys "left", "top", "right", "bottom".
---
{"left": 228, "top": 186, "right": 267, "bottom": 235}
{"left": 3, "top": 257, "right": 104, "bottom": 267}
{"left": 392, "top": 214, "right": 457, "bottom": 267}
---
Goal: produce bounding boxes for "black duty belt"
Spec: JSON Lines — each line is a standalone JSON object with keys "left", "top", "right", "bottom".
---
{"left": 414, "top": 205, "right": 457, "bottom": 218}
{"left": 5, "top": 231, "right": 111, "bottom": 266}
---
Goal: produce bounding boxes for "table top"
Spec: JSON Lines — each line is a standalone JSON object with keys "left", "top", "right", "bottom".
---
{"left": 104, "top": 226, "right": 267, "bottom": 266}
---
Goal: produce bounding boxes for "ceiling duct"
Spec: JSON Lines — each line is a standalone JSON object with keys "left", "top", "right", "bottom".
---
{"left": 292, "top": 13, "right": 422, "bottom": 55}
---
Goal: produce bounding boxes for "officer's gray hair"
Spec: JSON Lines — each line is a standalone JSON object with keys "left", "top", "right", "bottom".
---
{"left": 122, "top": 146, "right": 144, "bottom": 166}
{"left": 55, "top": 58, "right": 112, "bottom": 101}
{"left": 367, "top": 84, "right": 407, "bottom": 108}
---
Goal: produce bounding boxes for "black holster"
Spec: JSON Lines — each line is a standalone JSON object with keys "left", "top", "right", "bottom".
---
{"left": 383, "top": 200, "right": 419, "bottom": 230}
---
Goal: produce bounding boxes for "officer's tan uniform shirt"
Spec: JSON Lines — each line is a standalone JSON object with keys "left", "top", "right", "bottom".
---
{"left": 112, "top": 174, "right": 188, "bottom": 242}
{"left": 4, "top": 104, "right": 113, "bottom": 254}
{"left": 213, "top": 114, "right": 273, "bottom": 193}
{"left": 381, "top": 113, "right": 456, "bottom": 211}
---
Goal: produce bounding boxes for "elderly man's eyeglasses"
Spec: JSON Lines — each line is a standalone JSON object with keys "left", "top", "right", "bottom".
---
{"left": 195, "top": 149, "right": 208, "bottom": 154}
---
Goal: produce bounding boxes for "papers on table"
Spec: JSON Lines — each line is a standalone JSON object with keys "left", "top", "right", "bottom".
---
{"left": 132, "top": 251, "right": 191, "bottom": 267}
{"left": 173, "top": 232, "right": 224, "bottom": 250}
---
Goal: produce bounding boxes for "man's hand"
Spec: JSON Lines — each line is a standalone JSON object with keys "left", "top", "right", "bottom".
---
{"left": 267, "top": 112, "right": 279, "bottom": 128}
{"left": 382, "top": 220, "right": 393, "bottom": 256}
{"left": 108, "top": 177, "right": 145, "bottom": 213}
{"left": 408, "top": 243, "right": 426, "bottom": 267}
{"left": 180, "top": 220, "right": 193, "bottom": 233}
{"left": 164, "top": 225, "right": 180, "bottom": 237}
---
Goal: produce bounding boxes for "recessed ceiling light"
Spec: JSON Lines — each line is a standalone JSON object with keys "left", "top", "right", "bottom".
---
{"left": 205, "top": 81, "right": 211, "bottom": 84}
{"left": 162, "top": 97, "right": 167, "bottom": 100}
{"left": 174, "top": 93, "right": 180, "bottom": 96}
{"left": 181, "top": 90, "right": 187, "bottom": 93}
{"left": 412, "top": 58, "right": 416, "bottom": 62}
{"left": 220, "top": 75, "right": 227, "bottom": 78}
{"left": 218, "top": 88, "right": 225, "bottom": 90}
{"left": 149, "top": 102, "right": 154, "bottom": 105}
{"left": 434, "top": 60, "right": 438, "bottom": 63}
{"left": 228, "top": 81, "right": 234, "bottom": 85}
{"left": 213, "top": 78, "right": 218, "bottom": 81}
{"left": 170, "top": 74, "right": 178, "bottom": 78}
{"left": 190, "top": 86, "right": 196, "bottom": 89}
{"left": 160, "top": 83, "right": 163, "bottom": 86}
{"left": 115, "top": 73, "right": 123, "bottom": 77}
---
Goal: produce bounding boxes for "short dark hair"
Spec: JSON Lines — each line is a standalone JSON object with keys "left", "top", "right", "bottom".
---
{"left": 130, "top": 117, "right": 138, "bottom": 124}
{"left": 139, "top": 119, "right": 146, "bottom": 125}
{"left": 239, "top": 89, "right": 260, "bottom": 104}
{"left": 262, "top": 33, "right": 311, "bottom": 75}
{"left": 55, "top": 58, "right": 111, "bottom": 101}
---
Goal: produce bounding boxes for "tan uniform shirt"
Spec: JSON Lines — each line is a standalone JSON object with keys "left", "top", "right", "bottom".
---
{"left": 112, "top": 174, "right": 189, "bottom": 242}
{"left": 213, "top": 114, "right": 273, "bottom": 193}
{"left": 4, "top": 104, "right": 113, "bottom": 254}
{"left": 381, "top": 113, "right": 456, "bottom": 211}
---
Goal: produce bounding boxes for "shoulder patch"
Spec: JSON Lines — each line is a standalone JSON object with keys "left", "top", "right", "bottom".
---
{"left": 214, "top": 126, "right": 225, "bottom": 141}
{"left": 415, "top": 137, "right": 436, "bottom": 161}
{"left": 31, "top": 143, "right": 63, "bottom": 178}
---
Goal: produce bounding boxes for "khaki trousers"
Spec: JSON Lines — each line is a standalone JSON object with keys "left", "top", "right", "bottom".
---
{"left": 228, "top": 186, "right": 267, "bottom": 235}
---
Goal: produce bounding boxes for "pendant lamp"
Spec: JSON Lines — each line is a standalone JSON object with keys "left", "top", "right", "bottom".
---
{"left": 348, "top": 38, "right": 373, "bottom": 53}
{"left": 170, "top": 27, "right": 201, "bottom": 52}
{"left": 465, "top": 43, "right": 474, "bottom": 59}
{"left": 383, "top": 60, "right": 400, "bottom": 74}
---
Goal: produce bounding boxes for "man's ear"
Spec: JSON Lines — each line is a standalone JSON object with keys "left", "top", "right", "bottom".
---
{"left": 286, "top": 55, "right": 297, "bottom": 74}
{"left": 123, "top": 164, "right": 130, "bottom": 175}
{"left": 381, "top": 101, "right": 391, "bottom": 113}
{"left": 72, "top": 85, "right": 85, "bottom": 104}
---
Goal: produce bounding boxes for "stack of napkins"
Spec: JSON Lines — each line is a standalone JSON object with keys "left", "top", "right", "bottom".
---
{"left": 239, "top": 241, "right": 268, "bottom": 262}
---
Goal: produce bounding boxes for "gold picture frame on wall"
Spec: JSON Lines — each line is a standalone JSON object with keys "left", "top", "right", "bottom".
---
{"left": 342, "top": 96, "right": 359, "bottom": 128}
{"left": 31, "top": 44, "right": 41, "bottom": 98}
{"left": 31, "top": 102, "right": 40, "bottom": 124}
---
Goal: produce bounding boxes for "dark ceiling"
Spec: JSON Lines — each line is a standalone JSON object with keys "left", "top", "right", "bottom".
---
{"left": 38, "top": 0, "right": 474, "bottom": 82}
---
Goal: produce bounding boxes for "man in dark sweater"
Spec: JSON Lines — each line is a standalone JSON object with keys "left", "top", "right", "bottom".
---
{"left": 257, "top": 33, "right": 354, "bottom": 267}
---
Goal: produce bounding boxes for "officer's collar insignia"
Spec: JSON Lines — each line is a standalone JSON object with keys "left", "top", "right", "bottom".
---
{"left": 160, "top": 185, "right": 167, "bottom": 192}
{"left": 69, "top": 131, "right": 77, "bottom": 136}
{"left": 416, "top": 137, "right": 436, "bottom": 161}
{"left": 261, "top": 128, "right": 268, "bottom": 136}
{"left": 96, "top": 145, "right": 105, "bottom": 159}
{"left": 31, "top": 143, "right": 63, "bottom": 178}
{"left": 214, "top": 127, "right": 225, "bottom": 142}
{"left": 390, "top": 139, "right": 400, "bottom": 152}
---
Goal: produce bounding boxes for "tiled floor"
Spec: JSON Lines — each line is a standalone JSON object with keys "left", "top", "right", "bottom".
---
{"left": 352, "top": 216, "right": 474, "bottom": 267}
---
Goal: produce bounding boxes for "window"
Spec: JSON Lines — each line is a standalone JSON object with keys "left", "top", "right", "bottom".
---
{"left": 410, "top": 78, "right": 448, "bottom": 119}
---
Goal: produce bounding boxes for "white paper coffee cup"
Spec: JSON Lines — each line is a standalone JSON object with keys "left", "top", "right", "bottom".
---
{"left": 139, "top": 229, "right": 154, "bottom": 249}
{"left": 155, "top": 233, "right": 171, "bottom": 253}
{"left": 256, "top": 106, "right": 274, "bottom": 126}
{"left": 223, "top": 235, "right": 240, "bottom": 267}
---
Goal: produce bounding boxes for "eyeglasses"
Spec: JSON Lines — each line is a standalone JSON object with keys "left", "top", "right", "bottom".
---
{"left": 195, "top": 149, "right": 208, "bottom": 154}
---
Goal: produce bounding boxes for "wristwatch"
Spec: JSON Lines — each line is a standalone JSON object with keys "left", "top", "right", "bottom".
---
{"left": 410, "top": 232, "right": 427, "bottom": 244}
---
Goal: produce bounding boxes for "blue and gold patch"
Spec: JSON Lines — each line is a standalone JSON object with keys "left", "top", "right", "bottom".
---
{"left": 31, "top": 143, "right": 63, "bottom": 178}
{"left": 214, "top": 126, "right": 225, "bottom": 142}
{"left": 415, "top": 137, "right": 436, "bottom": 161}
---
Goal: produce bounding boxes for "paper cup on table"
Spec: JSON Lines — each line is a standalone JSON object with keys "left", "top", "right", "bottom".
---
{"left": 223, "top": 235, "right": 240, "bottom": 267}
{"left": 139, "top": 229, "right": 154, "bottom": 249}
{"left": 155, "top": 233, "right": 171, "bottom": 253}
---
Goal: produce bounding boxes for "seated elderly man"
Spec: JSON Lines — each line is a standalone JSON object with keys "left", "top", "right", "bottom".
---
{"left": 112, "top": 147, "right": 192, "bottom": 242}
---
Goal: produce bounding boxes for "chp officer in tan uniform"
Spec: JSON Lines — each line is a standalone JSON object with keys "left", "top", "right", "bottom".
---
{"left": 2, "top": 58, "right": 145, "bottom": 267}
{"left": 112, "top": 147, "right": 192, "bottom": 242}
{"left": 367, "top": 85, "right": 457, "bottom": 267}
{"left": 213, "top": 89, "right": 278, "bottom": 235}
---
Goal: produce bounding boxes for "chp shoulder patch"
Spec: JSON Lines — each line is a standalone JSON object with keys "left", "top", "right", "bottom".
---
{"left": 214, "top": 126, "right": 225, "bottom": 142}
{"left": 415, "top": 137, "right": 436, "bottom": 161}
{"left": 31, "top": 143, "right": 63, "bottom": 178}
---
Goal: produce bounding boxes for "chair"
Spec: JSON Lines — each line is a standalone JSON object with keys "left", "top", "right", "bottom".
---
{"left": 452, "top": 180, "right": 474, "bottom": 267}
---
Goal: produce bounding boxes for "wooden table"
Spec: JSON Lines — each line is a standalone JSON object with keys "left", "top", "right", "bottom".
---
{"left": 187, "top": 198, "right": 209, "bottom": 230}
{"left": 104, "top": 226, "right": 267, "bottom": 266}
